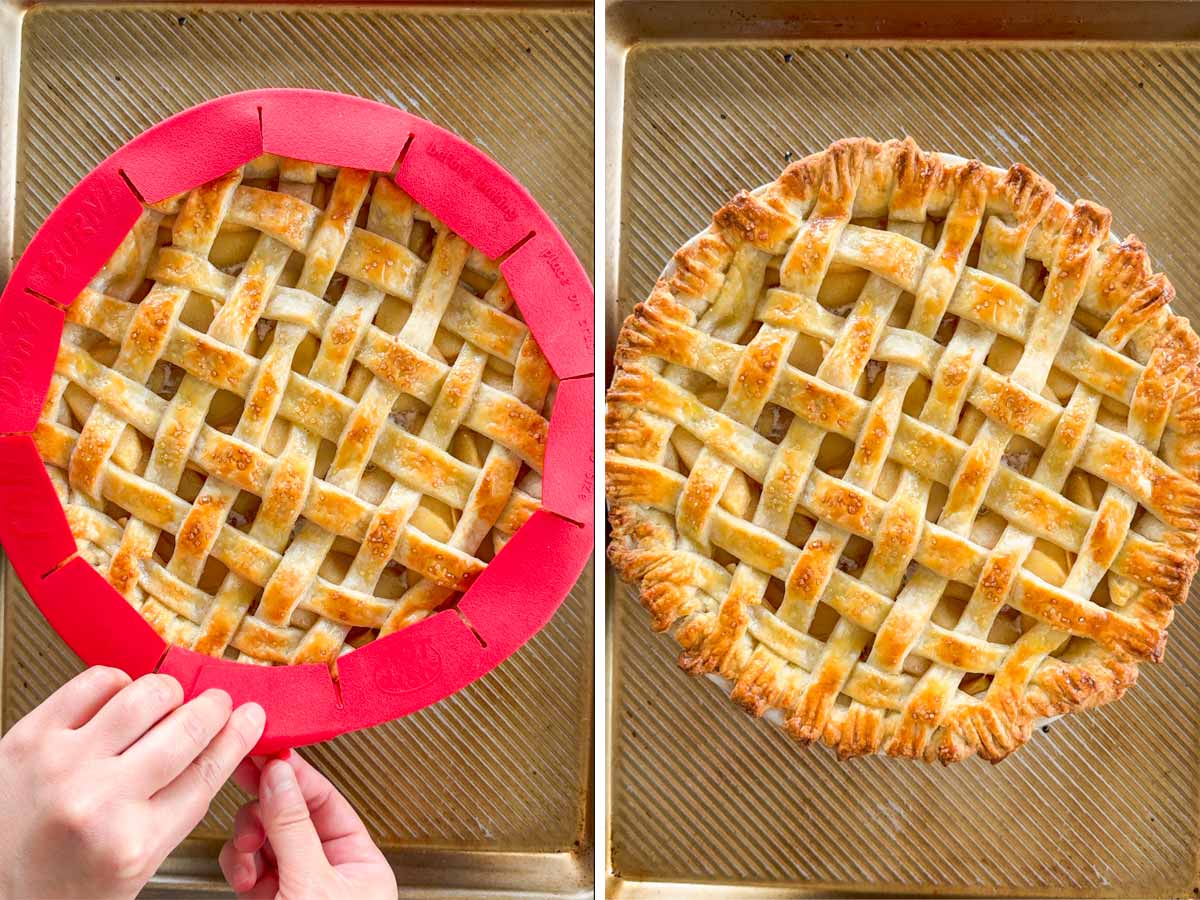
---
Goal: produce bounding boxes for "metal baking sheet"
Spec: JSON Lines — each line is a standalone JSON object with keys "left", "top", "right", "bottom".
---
{"left": 0, "top": 2, "right": 594, "bottom": 897}
{"left": 605, "top": 2, "right": 1200, "bottom": 897}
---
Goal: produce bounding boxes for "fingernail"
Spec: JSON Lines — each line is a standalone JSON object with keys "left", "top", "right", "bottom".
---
{"left": 260, "top": 760, "right": 297, "bottom": 801}
{"left": 202, "top": 688, "right": 233, "bottom": 708}
{"left": 235, "top": 702, "right": 266, "bottom": 732}
{"left": 153, "top": 673, "right": 183, "bottom": 704}
{"left": 237, "top": 864, "right": 255, "bottom": 889}
{"left": 91, "top": 666, "right": 130, "bottom": 688}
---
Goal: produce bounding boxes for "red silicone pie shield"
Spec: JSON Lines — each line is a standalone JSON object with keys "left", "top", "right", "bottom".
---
{"left": 0, "top": 90, "right": 594, "bottom": 753}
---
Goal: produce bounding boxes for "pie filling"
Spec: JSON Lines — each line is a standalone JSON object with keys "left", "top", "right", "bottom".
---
{"left": 36, "top": 155, "right": 556, "bottom": 666}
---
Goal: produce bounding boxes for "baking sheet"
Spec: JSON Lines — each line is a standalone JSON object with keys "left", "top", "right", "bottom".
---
{"left": 0, "top": 2, "right": 594, "bottom": 897}
{"left": 606, "top": 2, "right": 1200, "bottom": 897}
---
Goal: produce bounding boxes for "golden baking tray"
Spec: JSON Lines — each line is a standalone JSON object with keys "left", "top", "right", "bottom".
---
{"left": 0, "top": 2, "right": 594, "bottom": 896}
{"left": 606, "top": 2, "right": 1200, "bottom": 897}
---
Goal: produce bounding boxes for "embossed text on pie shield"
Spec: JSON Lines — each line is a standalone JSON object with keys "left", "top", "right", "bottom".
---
{"left": 371, "top": 638, "right": 443, "bottom": 694}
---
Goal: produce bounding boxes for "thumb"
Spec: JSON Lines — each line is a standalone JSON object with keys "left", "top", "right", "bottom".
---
{"left": 258, "top": 759, "right": 325, "bottom": 878}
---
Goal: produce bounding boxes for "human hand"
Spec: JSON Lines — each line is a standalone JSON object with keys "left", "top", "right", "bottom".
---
{"left": 0, "top": 666, "right": 265, "bottom": 900}
{"left": 219, "top": 753, "right": 397, "bottom": 900}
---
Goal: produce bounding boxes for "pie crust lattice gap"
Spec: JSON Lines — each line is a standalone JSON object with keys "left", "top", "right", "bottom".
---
{"left": 37, "top": 155, "right": 556, "bottom": 667}
{"left": 607, "top": 137, "right": 1200, "bottom": 763}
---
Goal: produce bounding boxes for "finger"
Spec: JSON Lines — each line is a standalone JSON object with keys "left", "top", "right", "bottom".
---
{"left": 120, "top": 689, "right": 233, "bottom": 793}
{"left": 256, "top": 759, "right": 324, "bottom": 874}
{"left": 233, "top": 757, "right": 265, "bottom": 795}
{"left": 19, "top": 667, "right": 132, "bottom": 733}
{"left": 78, "top": 673, "right": 184, "bottom": 754}
{"left": 149, "top": 702, "right": 265, "bottom": 834}
{"left": 232, "top": 753, "right": 285, "bottom": 795}
{"left": 219, "top": 840, "right": 267, "bottom": 895}
{"left": 280, "top": 754, "right": 377, "bottom": 860}
{"left": 232, "top": 801, "right": 266, "bottom": 852}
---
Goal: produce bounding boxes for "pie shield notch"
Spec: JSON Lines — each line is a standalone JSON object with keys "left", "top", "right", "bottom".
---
{"left": 334, "top": 610, "right": 489, "bottom": 736}
{"left": 4, "top": 162, "right": 142, "bottom": 309}
{"left": 158, "top": 648, "right": 342, "bottom": 755}
{"left": 114, "top": 93, "right": 264, "bottom": 204}
{"left": 254, "top": 89, "right": 414, "bottom": 173}
{"left": 394, "top": 119, "right": 539, "bottom": 261}
{"left": 396, "top": 124, "right": 595, "bottom": 382}
{"left": 0, "top": 436, "right": 76, "bottom": 583}
{"left": 500, "top": 226, "right": 595, "bottom": 381}
{"left": 0, "top": 440, "right": 167, "bottom": 677}
{"left": 0, "top": 291, "right": 66, "bottom": 434}
{"left": 39, "top": 558, "right": 167, "bottom": 678}
{"left": 543, "top": 374, "right": 594, "bottom": 526}
{"left": 457, "top": 510, "right": 593, "bottom": 659}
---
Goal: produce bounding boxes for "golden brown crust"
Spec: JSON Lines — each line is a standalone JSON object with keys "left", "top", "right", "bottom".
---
{"left": 607, "top": 136, "right": 1200, "bottom": 764}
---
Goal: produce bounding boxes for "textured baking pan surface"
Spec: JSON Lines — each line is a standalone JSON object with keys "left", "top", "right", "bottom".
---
{"left": 0, "top": 3, "right": 593, "bottom": 897}
{"left": 606, "top": 2, "right": 1200, "bottom": 897}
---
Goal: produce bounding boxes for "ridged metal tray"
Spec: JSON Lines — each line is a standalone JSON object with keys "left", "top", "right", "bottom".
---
{"left": 605, "top": 2, "right": 1200, "bottom": 897}
{"left": 0, "top": 2, "right": 594, "bottom": 897}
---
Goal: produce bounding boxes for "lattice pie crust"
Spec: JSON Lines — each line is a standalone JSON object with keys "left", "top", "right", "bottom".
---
{"left": 37, "top": 156, "right": 555, "bottom": 666}
{"left": 607, "top": 137, "right": 1200, "bottom": 763}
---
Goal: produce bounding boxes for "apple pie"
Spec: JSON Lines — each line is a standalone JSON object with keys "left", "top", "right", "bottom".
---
{"left": 36, "top": 155, "right": 555, "bottom": 666}
{"left": 607, "top": 137, "right": 1200, "bottom": 763}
